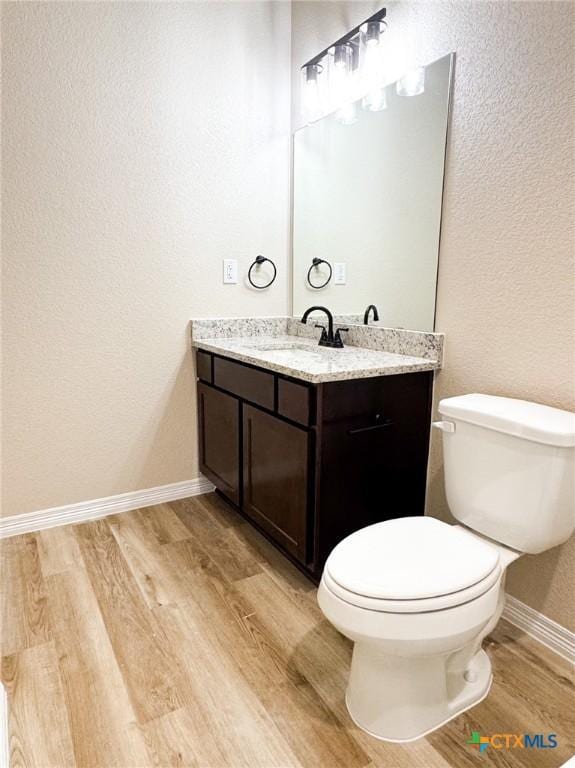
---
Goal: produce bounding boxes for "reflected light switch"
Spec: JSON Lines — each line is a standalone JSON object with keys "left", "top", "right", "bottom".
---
{"left": 334, "top": 262, "right": 346, "bottom": 284}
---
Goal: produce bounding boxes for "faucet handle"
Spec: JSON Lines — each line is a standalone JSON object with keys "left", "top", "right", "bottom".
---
{"left": 315, "top": 323, "right": 328, "bottom": 342}
{"left": 334, "top": 327, "right": 349, "bottom": 347}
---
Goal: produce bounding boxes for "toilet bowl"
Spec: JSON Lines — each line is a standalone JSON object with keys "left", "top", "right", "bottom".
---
{"left": 318, "top": 517, "right": 519, "bottom": 742}
{"left": 318, "top": 394, "right": 575, "bottom": 742}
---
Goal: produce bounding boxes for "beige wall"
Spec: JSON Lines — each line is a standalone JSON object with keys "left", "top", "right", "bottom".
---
{"left": 1, "top": 2, "right": 291, "bottom": 514}
{"left": 2, "top": 1, "right": 574, "bottom": 631}
{"left": 292, "top": 1, "right": 575, "bottom": 630}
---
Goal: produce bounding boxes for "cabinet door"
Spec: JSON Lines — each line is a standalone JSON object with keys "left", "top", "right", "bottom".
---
{"left": 243, "top": 405, "right": 309, "bottom": 563}
{"left": 198, "top": 382, "right": 240, "bottom": 505}
{"left": 315, "top": 372, "right": 433, "bottom": 570}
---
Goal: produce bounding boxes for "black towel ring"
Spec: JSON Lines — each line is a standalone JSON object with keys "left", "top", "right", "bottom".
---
{"left": 248, "top": 255, "right": 277, "bottom": 290}
{"left": 307, "top": 257, "right": 332, "bottom": 289}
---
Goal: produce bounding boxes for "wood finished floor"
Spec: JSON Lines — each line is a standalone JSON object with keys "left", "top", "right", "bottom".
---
{"left": 1, "top": 493, "right": 573, "bottom": 768}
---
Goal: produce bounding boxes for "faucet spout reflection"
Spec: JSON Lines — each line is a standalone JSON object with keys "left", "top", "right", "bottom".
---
{"left": 363, "top": 304, "right": 380, "bottom": 324}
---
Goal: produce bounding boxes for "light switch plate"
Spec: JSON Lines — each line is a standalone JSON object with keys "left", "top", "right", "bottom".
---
{"left": 334, "top": 262, "right": 346, "bottom": 285}
{"left": 223, "top": 259, "right": 238, "bottom": 284}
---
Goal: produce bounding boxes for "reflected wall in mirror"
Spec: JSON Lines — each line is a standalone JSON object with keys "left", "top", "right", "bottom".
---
{"left": 292, "top": 53, "right": 454, "bottom": 331}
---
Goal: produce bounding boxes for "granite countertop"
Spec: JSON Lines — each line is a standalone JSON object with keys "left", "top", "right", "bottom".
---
{"left": 192, "top": 334, "right": 439, "bottom": 384}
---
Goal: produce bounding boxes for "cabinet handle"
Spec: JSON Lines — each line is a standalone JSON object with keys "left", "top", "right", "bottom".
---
{"left": 348, "top": 420, "right": 393, "bottom": 436}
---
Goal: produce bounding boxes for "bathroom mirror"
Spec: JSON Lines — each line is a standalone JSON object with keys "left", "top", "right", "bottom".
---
{"left": 292, "top": 53, "right": 453, "bottom": 330}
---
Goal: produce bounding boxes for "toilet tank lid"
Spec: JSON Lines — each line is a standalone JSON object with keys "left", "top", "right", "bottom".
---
{"left": 438, "top": 394, "right": 575, "bottom": 447}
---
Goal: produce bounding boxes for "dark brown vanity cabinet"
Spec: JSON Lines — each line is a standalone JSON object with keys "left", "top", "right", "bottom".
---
{"left": 196, "top": 349, "right": 433, "bottom": 580}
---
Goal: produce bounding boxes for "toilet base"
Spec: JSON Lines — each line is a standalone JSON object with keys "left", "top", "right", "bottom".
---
{"left": 345, "top": 646, "right": 493, "bottom": 743}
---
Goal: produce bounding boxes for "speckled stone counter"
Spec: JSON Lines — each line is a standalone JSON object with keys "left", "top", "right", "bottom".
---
{"left": 190, "top": 316, "right": 288, "bottom": 341}
{"left": 288, "top": 318, "right": 444, "bottom": 363}
{"left": 191, "top": 316, "right": 443, "bottom": 361}
{"left": 191, "top": 319, "right": 441, "bottom": 383}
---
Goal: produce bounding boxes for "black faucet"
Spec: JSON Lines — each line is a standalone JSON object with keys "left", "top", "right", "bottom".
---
{"left": 301, "top": 305, "right": 348, "bottom": 348}
{"left": 363, "top": 304, "right": 380, "bottom": 324}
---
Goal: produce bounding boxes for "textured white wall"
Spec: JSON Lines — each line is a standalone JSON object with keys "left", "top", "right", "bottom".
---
{"left": 292, "top": 1, "right": 575, "bottom": 629}
{"left": 1, "top": 1, "right": 291, "bottom": 515}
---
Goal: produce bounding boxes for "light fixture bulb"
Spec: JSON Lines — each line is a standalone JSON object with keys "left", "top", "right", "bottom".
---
{"left": 364, "top": 43, "right": 380, "bottom": 76}
{"left": 359, "top": 19, "right": 387, "bottom": 103}
{"left": 365, "top": 20, "right": 382, "bottom": 47}
{"left": 333, "top": 44, "right": 352, "bottom": 70}
{"left": 336, "top": 101, "right": 357, "bottom": 125}
{"left": 302, "top": 62, "right": 323, "bottom": 122}
{"left": 396, "top": 66, "right": 425, "bottom": 97}
{"left": 329, "top": 44, "right": 354, "bottom": 111}
{"left": 363, "top": 87, "right": 387, "bottom": 112}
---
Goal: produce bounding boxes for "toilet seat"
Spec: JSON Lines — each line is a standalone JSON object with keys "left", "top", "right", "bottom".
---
{"left": 325, "top": 517, "right": 502, "bottom": 614}
{"left": 322, "top": 565, "right": 502, "bottom": 613}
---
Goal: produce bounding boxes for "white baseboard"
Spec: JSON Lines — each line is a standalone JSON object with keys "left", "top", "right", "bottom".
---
{"left": 1, "top": 487, "right": 572, "bottom": 665}
{"left": 502, "top": 593, "right": 575, "bottom": 664}
{"left": 0, "top": 477, "right": 215, "bottom": 539}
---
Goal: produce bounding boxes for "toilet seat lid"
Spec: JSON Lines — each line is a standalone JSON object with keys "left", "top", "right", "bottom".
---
{"left": 326, "top": 517, "right": 500, "bottom": 601}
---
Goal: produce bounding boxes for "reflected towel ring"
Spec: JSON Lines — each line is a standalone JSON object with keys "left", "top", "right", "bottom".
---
{"left": 248, "top": 254, "right": 277, "bottom": 289}
{"left": 307, "top": 257, "right": 332, "bottom": 289}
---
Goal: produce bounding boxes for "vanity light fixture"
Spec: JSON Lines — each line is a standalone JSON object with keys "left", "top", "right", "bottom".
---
{"left": 301, "top": 8, "right": 387, "bottom": 123}
{"left": 301, "top": 8, "right": 427, "bottom": 124}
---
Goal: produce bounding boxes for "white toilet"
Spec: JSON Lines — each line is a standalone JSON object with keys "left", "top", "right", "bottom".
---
{"left": 318, "top": 393, "right": 575, "bottom": 743}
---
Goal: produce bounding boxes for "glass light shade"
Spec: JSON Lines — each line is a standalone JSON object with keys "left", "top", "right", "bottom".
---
{"left": 336, "top": 101, "right": 357, "bottom": 125}
{"left": 329, "top": 43, "right": 354, "bottom": 110}
{"left": 359, "top": 19, "right": 387, "bottom": 96}
{"left": 333, "top": 42, "right": 352, "bottom": 70}
{"left": 301, "top": 62, "right": 323, "bottom": 123}
{"left": 363, "top": 86, "right": 387, "bottom": 112}
{"left": 396, "top": 66, "right": 426, "bottom": 97}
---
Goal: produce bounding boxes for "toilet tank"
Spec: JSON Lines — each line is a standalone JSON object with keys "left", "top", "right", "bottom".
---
{"left": 437, "top": 394, "right": 575, "bottom": 554}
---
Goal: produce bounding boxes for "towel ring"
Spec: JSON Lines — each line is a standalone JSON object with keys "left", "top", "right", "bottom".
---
{"left": 248, "top": 255, "right": 277, "bottom": 290}
{"left": 307, "top": 257, "right": 332, "bottom": 289}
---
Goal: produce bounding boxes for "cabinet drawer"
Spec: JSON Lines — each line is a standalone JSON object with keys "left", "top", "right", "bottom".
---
{"left": 196, "top": 350, "right": 213, "bottom": 383}
{"left": 278, "top": 378, "right": 312, "bottom": 426}
{"left": 213, "top": 357, "right": 274, "bottom": 410}
{"left": 321, "top": 372, "right": 431, "bottom": 427}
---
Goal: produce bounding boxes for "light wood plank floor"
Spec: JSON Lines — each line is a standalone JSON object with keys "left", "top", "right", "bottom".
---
{"left": 1, "top": 493, "right": 573, "bottom": 767}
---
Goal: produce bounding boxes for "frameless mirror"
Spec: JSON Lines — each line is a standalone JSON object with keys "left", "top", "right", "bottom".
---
{"left": 292, "top": 53, "right": 454, "bottom": 330}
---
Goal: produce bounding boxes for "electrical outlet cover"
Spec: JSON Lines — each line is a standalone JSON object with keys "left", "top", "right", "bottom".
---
{"left": 223, "top": 259, "right": 238, "bottom": 284}
{"left": 334, "top": 262, "right": 346, "bottom": 285}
